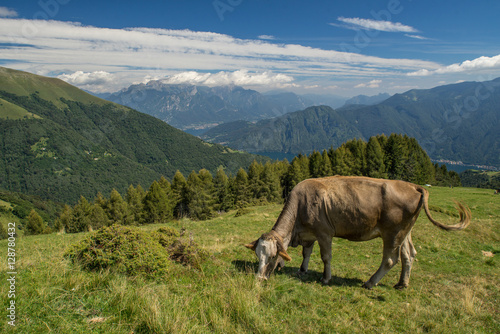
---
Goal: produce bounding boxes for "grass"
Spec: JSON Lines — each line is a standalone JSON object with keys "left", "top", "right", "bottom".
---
{"left": 0, "top": 186, "right": 499, "bottom": 333}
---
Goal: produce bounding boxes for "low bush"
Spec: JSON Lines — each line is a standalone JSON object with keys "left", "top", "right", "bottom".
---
{"left": 65, "top": 225, "right": 209, "bottom": 279}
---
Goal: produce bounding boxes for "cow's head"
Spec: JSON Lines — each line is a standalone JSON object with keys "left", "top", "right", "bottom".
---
{"left": 245, "top": 231, "right": 292, "bottom": 280}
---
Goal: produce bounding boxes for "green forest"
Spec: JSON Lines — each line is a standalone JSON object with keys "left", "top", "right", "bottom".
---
{"left": 11, "top": 133, "right": 461, "bottom": 236}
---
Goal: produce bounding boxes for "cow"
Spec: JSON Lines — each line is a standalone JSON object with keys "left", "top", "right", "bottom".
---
{"left": 245, "top": 176, "right": 471, "bottom": 289}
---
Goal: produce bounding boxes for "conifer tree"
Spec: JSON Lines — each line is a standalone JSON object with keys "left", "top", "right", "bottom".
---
{"left": 331, "top": 145, "right": 351, "bottom": 176}
{"left": 68, "top": 196, "right": 93, "bottom": 233}
{"left": 234, "top": 168, "right": 250, "bottom": 207}
{"left": 107, "top": 189, "right": 130, "bottom": 225}
{"left": 214, "top": 167, "right": 232, "bottom": 212}
{"left": 143, "top": 181, "right": 172, "bottom": 224}
{"left": 261, "top": 161, "right": 282, "bottom": 203}
{"left": 171, "top": 170, "right": 188, "bottom": 218}
{"left": 126, "top": 184, "right": 145, "bottom": 225}
{"left": 186, "top": 170, "right": 215, "bottom": 220}
{"left": 319, "top": 149, "right": 333, "bottom": 177}
{"left": 365, "top": 136, "right": 387, "bottom": 178}
{"left": 89, "top": 204, "right": 109, "bottom": 230}
{"left": 309, "top": 150, "right": 323, "bottom": 178}
{"left": 54, "top": 204, "right": 73, "bottom": 233}
{"left": 26, "top": 209, "right": 45, "bottom": 235}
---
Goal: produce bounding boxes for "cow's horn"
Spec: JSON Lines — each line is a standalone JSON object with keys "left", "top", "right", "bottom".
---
{"left": 244, "top": 239, "right": 258, "bottom": 251}
{"left": 279, "top": 250, "right": 292, "bottom": 262}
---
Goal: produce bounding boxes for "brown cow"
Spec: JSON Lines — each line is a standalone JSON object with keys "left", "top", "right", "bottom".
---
{"left": 245, "top": 176, "right": 471, "bottom": 289}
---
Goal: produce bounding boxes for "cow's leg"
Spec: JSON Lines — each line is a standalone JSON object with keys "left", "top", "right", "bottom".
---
{"left": 394, "top": 232, "right": 417, "bottom": 289}
{"left": 363, "top": 236, "right": 402, "bottom": 289}
{"left": 317, "top": 236, "right": 333, "bottom": 285}
{"left": 297, "top": 241, "right": 315, "bottom": 276}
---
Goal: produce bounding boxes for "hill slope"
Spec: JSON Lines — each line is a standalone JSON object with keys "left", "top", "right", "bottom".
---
{"left": 0, "top": 67, "right": 264, "bottom": 203}
{"left": 203, "top": 78, "right": 500, "bottom": 167}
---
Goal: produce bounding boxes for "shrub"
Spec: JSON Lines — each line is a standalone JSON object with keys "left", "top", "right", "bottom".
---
{"left": 65, "top": 225, "right": 209, "bottom": 278}
{"left": 65, "top": 225, "right": 172, "bottom": 279}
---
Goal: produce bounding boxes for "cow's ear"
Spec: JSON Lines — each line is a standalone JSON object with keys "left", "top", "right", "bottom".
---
{"left": 279, "top": 250, "right": 292, "bottom": 262}
{"left": 244, "top": 239, "right": 258, "bottom": 251}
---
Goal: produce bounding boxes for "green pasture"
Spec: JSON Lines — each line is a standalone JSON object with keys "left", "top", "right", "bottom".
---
{"left": 0, "top": 186, "right": 498, "bottom": 333}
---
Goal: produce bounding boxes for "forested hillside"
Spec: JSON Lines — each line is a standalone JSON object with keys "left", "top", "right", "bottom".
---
{"left": 0, "top": 67, "right": 264, "bottom": 204}
{"left": 52, "top": 134, "right": 460, "bottom": 234}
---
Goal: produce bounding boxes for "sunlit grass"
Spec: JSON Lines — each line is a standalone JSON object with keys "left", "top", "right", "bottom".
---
{"left": 0, "top": 186, "right": 498, "bottom": 333}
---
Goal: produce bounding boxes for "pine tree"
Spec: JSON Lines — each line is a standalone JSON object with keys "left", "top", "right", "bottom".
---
{"left": 89, "top": 204, "right": 109, "bottom": 230}
{"left": 26, "top": 209, "right": 45, "bottom": 235}
{"left": 126, "top": 184, "right": 145, "bottom": 225}
{"left": 365, "top": 136, "right": 387, "bottom": 178}
{"left": 309, "top": 150, "right": 323, "bottom": 178}
{"left": 143, "top": 181, "right": 172, "bottom": 224}
{"left": 331, "top": 145, "right": 351, "bottom": 176}
{"left": 68, "top": 196, "right": 92, "bottom": 233}
{"left": 107, "top": 189, "right": 130, "bottom": 225}
{"left": 319, "top": 149, "right": 333, "bottom": 177}
{"left": 186, "top": 170, "right": 215, "bottom": 220}
{"left": 261, "top": 162, "right": 283, "bottom": 203}
{"left": 171, "top": 170, "right": 188, "bottom": 218}
{"left": 384, "top": 134, "right": 407, "bottom": 180}
{"left": 234, "top": 168, "right": 250, "bottom": 207}
{"left": 54, "top": 204, "right": 72, "bottom": 233}
{"left": 214, "top": 167, "right": 232, "bottom": 212}
{"left": 248, "top": 160, "right": 265, "bottom": 200}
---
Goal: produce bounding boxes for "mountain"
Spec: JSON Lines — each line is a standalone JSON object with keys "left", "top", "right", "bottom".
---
{"left": 201, "top": 105, "right": 363, "bottom": 154}
{"left": 0, "top": 67, "right": 265, "bottom": 203}
{"left": 202, "top": 78, "right": 500, "bottom": 167}
{"left": 343, "top": 93, "right": 391, "bottom": 106}
{"left": 107, "top": 81, "right": 313, "bottom": 135}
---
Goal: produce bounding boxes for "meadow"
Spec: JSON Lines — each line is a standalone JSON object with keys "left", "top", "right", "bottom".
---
{"left": 1, "top": 186, "right": 499, "bottom": 333}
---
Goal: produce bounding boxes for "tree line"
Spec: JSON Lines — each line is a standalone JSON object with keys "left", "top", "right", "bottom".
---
{"left": 43, "top": 134, "right": 459, "bottom": 233}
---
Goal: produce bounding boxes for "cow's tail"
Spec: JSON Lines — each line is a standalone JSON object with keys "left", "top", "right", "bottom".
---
{"left": 417, "top": 187, "right": 471, "bottom": 231}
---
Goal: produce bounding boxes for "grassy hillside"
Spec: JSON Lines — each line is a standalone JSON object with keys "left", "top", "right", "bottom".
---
{"left": 0, "top": 67, "right": 265, "bottom": 203}
{"left": 0, "top": 186, "right": 498, "bottom": 333}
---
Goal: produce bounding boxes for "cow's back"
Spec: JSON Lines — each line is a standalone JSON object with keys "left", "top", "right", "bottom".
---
{"left": 293, "top": 176, "right": 423, "bottom": 241}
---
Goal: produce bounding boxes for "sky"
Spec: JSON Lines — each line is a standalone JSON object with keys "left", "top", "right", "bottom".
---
{"left": 1, "top": 0, "right": 500, "bottom": 96}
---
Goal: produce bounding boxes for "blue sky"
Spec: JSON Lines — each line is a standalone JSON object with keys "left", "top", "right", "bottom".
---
{"left": 1, "top": 0, "right": 499, "bottom": 96}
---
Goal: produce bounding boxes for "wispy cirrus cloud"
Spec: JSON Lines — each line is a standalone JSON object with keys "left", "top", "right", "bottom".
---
{"left": 408, "top": 54, "right": 500, "bottom": 76}
{"left": 334, "top": 17, "right": 418, "bottom": 33}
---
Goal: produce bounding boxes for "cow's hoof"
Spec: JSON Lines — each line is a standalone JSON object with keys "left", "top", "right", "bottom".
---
{"left": 321, "top": 278, "right": 331, "bottom": 285}
{"left": 362, "top": 282, "right": 374, "bottom": 290}
{"left": 393, "top": 283, "right": 408, "bottom": 290}
{"left": 296, "top": 270, "right": 307, "bottom": 277}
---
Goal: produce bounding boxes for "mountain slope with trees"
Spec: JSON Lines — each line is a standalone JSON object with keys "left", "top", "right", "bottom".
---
{"left": 203, "top": 78, "right": 500, "bottom": 167}
{"left": 0, "top": 67, "right": 265, "bottom": 203}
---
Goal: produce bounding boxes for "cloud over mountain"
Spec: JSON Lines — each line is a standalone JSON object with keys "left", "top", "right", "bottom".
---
{"left": 408, "top": 54, "right": 500, "bottom": 76}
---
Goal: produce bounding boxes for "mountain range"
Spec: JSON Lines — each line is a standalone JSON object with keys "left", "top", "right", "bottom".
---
{"left": 0, "top": 67, "right": 264, "bottom": 203}
{"left": 107, "top": 81, "right": 315, "bottom": 135}
{"left": 202, "top": 78, "right": 500, "bottom": 168}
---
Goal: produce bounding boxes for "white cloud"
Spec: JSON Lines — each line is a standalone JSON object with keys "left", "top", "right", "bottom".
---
{"left": 58, "top": 71, "right": 113, "bottom": 85}
{"left": 408, "top": 54, "right": 500, "bottom": 76}
{"left": 160, "top": 70, "right": 294, "bottom": 87}
{"left": 405, "top": 34, "right": 429, "bottom": 40}
{"left": 336, "top": 17, "right": 418, "bottom": 33}
{"left": 0, "top": 7, "right": 17, "bottom": 18}
{"left": 0, "top": 18, "right": 441, "bottom": 92}
{"left": 258, "top": 35, "right": 275, "bottom": 40}
{"left": 355, "top": 79, "right": 382, "bottom": 88}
